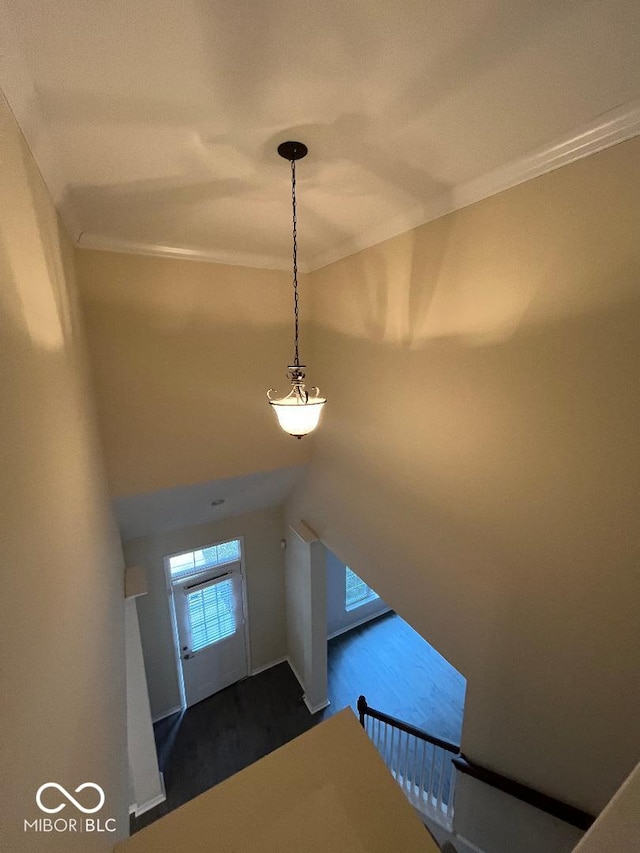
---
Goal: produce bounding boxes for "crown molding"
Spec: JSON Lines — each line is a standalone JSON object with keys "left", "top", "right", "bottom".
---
{"left": 75, "top": 95, "right": 640, "bottom": 271}
{"left": 2, "top": 10, "right": 638, "bottom": 278}
{"left": 76, "top": 233, "right": 295, "bottom": 272}
{"left": 306, "top": 100, "right": 640, "bottom": 271}
{"left": 455, "top": 99, "right": 640, "bottom": 207}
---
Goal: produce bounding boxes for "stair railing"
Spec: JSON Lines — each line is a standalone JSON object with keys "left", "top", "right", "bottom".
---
{"left": 357, "top": 695, "right": 460, "bottom": 829}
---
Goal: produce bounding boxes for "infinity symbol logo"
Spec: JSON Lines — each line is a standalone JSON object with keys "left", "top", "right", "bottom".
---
{"left": 36, "top": 783, "right": 105, "bottom": 814}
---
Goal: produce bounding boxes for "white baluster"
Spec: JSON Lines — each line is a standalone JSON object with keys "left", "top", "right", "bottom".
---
{"left": 389, "top": 727, "right": 395, "bottom": 779}
{"left": 428, "top": 742, "right": 437, "bottom": 803}
{"left": 418, "top": 738, "right": 428, "bottom": 805}
{"left": 436, "top": 748, "right": 446, "bottom": 813}
{"left": 448, "top": 761, "right": 456, "bottom": 819}
{"left": 359, "top": 706, "right": 458, "bottom": 827}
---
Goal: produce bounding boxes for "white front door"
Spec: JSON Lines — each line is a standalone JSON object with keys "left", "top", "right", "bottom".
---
{"left": 173, "top": 565, "right": 248, "bottom": 707}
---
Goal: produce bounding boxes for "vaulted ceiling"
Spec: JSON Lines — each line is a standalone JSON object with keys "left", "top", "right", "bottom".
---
{"left": 3, "top": 0, "right": 640, "bottom": 270}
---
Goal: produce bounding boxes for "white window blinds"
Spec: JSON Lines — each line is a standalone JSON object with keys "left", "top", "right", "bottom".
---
{"left": 187, "top": 579, "right": 236, "bottom": 652}
{"left": 345, "top": 567, "right": 379, "bottom": 610}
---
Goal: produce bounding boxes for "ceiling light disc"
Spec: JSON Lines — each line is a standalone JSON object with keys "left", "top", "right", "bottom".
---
{"left": 277, "top": 141, "right": 308, "bottom": 161}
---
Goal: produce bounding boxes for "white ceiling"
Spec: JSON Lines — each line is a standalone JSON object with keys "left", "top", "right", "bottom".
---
{"left": 114, "top": 465, "right": 306, "bottom": 541}
{"left": 3, "top": 0, "right": 640, "bottom": 270}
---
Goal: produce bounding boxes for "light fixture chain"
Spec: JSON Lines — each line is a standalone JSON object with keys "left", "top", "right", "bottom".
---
{"left": 291, "top": 157, "right": 300, "bottom": 368}
{"left": 268, "top": 140, "right": 325, "bottom": 438}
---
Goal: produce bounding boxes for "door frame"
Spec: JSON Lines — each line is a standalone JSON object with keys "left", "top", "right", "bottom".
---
{"left": 163, "top": 536, "right": 251, "bottom": 712}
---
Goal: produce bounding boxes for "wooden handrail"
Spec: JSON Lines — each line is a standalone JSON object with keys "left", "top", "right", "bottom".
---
{"left": 357, "top": 695, "right": 460, "bottom": 754}
{"left": 452, "top": 755, "right": 596, "bottom": 831}
{"left": 357, "top": 695, "right": 596, "bottom": 831}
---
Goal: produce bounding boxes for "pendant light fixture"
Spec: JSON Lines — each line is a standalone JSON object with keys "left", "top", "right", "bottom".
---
{"left": 267, "top": 141, "right": 326, "bottom": 439}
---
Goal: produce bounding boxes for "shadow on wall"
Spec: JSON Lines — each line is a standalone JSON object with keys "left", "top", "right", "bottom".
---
{"left": 1, "top": 117, "right": 76, "bottom": 354}
{"left": 311, "top": 136, "right": 640, "bottom": 350}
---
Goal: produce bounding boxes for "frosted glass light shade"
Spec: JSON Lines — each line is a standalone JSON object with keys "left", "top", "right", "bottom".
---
{"left": 269, "top": 394, "right": 326, "bottom": 438}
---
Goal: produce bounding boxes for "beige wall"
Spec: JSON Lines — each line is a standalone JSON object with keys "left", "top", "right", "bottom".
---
{"left": 75, "top": 249, "right": 312, "bottom": 497}
{"left": 30, "top": 104, "right": 637, "bottom": 825}
{"left": 294, "top": 136, "right": 640, "bottom": 814}
{"left": 0, "top": 93, "right": 128, "bottom": 847}
{"left": 123, "top": 506, "right": 288, "bottom": 719}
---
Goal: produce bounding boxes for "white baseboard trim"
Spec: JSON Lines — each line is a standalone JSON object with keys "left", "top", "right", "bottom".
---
{"left": 152, "top": 658, "right": 298, "bottom": 721}
{"left": 152, "top": 705, "right": 182, "bottom": 724}
{"left": 285, "top": 657, "right": 329, "bottom": 715}
{"left": 327, "top": 607, "right": 392, "bottom": 641}
{"left": 303, "top": 696, "right": 331, "bottom": 715}
{"left": 250, "top": 656, "right": 288, "bottom": 677}
{"left": 129, "top": 773, "right": 166, "bottom": 817}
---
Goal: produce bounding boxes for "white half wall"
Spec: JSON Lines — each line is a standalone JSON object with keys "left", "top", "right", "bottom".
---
{"left": 285, "top": 522, "right": 328, "bottom": 713}
{"left": 453, "top": 773, "right": 584, "bottom": 853}
{"left": 125, "top": 597, "right": 164, "bottom": 816}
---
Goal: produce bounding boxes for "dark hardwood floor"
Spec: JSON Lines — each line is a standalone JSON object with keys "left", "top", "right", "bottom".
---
{"left": 130, "top": 661, "right": 315, "bottom": 832}
{"left": 130, "top": 611, "right": 465, "bottom": 833}
{"left": 321, "top": 611, "right": 465, "bottom": 744}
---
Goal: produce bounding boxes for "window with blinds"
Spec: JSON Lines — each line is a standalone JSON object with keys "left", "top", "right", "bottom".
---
{"left": 187, "top": 579, "right": 236, "bottom": 652}
{"left": 168, "top": 539, "right": 241, "bottom": 582}
{"left": 345, "top": 567, "right": 379, "bottom": 611}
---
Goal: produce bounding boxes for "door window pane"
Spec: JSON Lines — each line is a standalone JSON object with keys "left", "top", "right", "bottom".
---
{"left": 187, "top": 579, "right": 236, "bottom": 652}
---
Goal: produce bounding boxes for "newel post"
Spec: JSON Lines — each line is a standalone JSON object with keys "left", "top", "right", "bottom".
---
{"left": 357, "top": 695, "right": 368, "bottom": 728}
